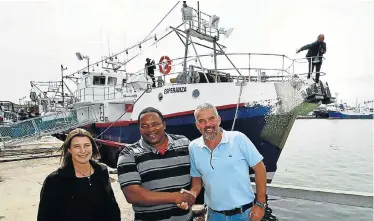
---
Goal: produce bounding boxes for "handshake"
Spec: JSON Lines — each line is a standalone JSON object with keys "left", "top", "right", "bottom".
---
{"left": 174, "top": 189, "right": 196, "bottom": 210}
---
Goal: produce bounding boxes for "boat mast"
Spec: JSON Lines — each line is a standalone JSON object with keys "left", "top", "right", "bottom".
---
{"left": 213, "top": 37, "right": 218, "bottom": 82}
{"left": 177, "top": 1, "right": 237, "bottom": 84}
{"left": 182, "top": 1, "right": 190, "bottom": 83}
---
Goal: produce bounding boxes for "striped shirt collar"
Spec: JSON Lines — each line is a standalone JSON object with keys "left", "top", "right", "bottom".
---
{"left": 140, "top": 133, "right": 175, "bottom": 154}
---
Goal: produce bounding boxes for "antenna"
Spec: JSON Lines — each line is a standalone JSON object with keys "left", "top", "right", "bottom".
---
{"left": 180, "top": 3, "right": 233, "bottom": 41}
{"left": 182, "top": 1, "right": 193, "bottom": 22}
{"left": 76, "top": 52, "right": 84, "bottom": 61}
{"left": 107, "top": 36, "right": 111, "bottom": 57}
{"left": 76, "top": 52, "right": 90, "bottom": 72}
{"left": 219, "top": 28, "right": 234, "bottom": 38}
{"left": 224, "top": 28, "right": 234, "bottom": 38}
{"left": 209, "top": 15, "right": 220, "bottom": 29}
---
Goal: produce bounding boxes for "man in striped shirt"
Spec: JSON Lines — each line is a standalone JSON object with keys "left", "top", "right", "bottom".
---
{"left": 117, "top": 107, "right": 196, "bottom": 221}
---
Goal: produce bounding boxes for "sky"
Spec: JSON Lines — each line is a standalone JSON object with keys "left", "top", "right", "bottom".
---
{"left": 0, "top": 0, "right": 373, "bottom": 106}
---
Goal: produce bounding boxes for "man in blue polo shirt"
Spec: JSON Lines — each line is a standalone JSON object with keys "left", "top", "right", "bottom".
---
{"left": 187, "top": 103, "right": 268, "bottom": 221}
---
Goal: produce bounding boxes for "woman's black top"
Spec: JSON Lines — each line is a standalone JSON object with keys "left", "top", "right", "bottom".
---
{"left": 37, "top": 160, "right": 121, "bottom": 221}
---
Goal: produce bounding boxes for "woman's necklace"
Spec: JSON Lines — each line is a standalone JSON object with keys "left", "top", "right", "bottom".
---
{"left": 74, "top": 165, "right": 92, "bottom": 186}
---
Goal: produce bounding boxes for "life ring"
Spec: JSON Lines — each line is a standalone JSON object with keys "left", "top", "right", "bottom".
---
{"left": 159, "top": 56, "right": 172, "bottom": 74}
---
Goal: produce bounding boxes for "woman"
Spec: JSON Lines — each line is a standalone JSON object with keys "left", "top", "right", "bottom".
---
{"left": 37, "top": 128, "right": 121, "bottom": 221}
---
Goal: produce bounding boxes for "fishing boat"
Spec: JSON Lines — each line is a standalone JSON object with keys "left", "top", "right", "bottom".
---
{"left": 328, "top": 101, "right": 374, "bottom": 119}
{"left": 1, "top": 1, "right": 335, "bottom": 183}
{"left": 53, "top": 1, "right": 336, "bottom": 180}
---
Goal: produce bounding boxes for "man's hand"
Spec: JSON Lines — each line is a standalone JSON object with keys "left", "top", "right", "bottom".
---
{"left": 176, "top": 189, "right": 196, "bottom": 210}
{"left": 296, "top": 48, "right": 301, "bottom": 54}
{"left": 249, "top": 205, "right": 265, "bottom": 221}
{"left": 174, "top": 189, "right": 195, "bottom": 210}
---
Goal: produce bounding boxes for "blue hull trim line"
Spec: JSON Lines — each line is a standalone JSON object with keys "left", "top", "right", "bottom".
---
{"left": 96, "top": 105, "right": 282, "bottom": 173}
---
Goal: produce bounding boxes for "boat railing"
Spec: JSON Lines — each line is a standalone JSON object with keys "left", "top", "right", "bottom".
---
{"left": 70, "top": 52, "right": 329, "bottom": 104}
{"left": 72, "top": 53, "right": 328, "bottom": 102}
{"left": 131, "top": 53, "right": 327, "bottom": 85}
{"left": 75, "top": 86, "right": 124, "bottom": 102}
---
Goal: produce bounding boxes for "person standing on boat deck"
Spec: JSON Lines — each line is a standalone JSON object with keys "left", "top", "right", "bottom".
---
{"left": 117, "top": 107, "right": 196, "bottom": 221}
{"left": 296, "top": 34, "right": 327, "bottom": 83}
{"left": 186, "top": 103, "right": 268, "bottom": 221}
{"left": 37, "top": 128, "right": 121, "bottom": 221}
{"left": 145, "top": 58, "right": 156, "bottom": 87}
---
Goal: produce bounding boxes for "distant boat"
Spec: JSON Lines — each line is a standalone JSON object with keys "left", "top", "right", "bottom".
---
{"left": 312, "top": 105, "right": 329, "bottom": 118}
{"left": 328, "top": 104, "right": 374, "bottom": 119}
{"left": 328, "top": 110, "right": 373, "bottom": 119}
{"left": 325, "top": 98, "right": 374, "bottom": 119}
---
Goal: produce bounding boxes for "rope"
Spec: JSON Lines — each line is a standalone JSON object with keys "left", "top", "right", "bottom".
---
{"left": 142, "top": 1, "right": 180, "bottom": 42}
{"left": 231, "top": 82, "right": 244, "bottom": 131}
{"left": 120, "top": 22, "right": 184, "bottom": 70}
{"left": 67, "top": 2, "right": 182, "bottom": 78}
{"left": 94, "top": 89, "right": 148, "bottom": 139}
{"left": 67, "top": 36, "right": 155, "bottom": 77}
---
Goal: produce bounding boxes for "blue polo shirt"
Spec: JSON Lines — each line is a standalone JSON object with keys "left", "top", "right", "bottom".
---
{"left": 189, "top": 129, "right": 263, "bottom": 211}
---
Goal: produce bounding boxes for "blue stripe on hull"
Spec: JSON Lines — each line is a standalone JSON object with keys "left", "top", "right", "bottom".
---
{"left": 166, "top": 104, "right": 272, "bottom": 126}
{"left": 99, "top": 105, "right": 272, "bottom": 143}
{"left": 96, "top": 105, "right": 281, "bottom": 173}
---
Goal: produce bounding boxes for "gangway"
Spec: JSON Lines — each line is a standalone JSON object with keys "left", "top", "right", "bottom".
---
{"left": 0, "top": 105, "right": 101, "bottom": 147}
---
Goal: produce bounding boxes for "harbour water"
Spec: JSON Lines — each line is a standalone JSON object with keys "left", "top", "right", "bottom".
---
{"left": 269, "top": 119, "right": 373, "bottom": 220}
{"left": 274, "top": 119, "right": 373, "bottom": 194}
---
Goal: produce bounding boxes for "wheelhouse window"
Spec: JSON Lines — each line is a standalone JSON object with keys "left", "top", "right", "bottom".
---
{"left": 122, "top": 79, "right": 127, "bottom": 86}
{"left": 93, "top": 76, "right": 106, "bottom": 86}
{"left": 108, "top": 77, "right": 117, "bottom": 86}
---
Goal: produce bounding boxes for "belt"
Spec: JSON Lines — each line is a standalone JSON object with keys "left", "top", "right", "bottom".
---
{"left": 211, "top": 202, "right": 254, "bottom": 216}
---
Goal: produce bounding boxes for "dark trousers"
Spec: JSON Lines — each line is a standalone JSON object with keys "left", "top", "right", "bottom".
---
{"left": 307, "top": 58, "right": 322, "bottom": 83}
{"left": 148, "top": 73, "right": 156, "bottom": 87}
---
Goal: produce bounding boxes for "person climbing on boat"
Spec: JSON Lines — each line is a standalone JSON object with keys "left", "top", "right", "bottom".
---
{"left": 117, "top": 107, "right": 196, "bottom": 221}
{"left": 187, "top": 103, "right": 268, "bottom": 221}
{"left": 145, "top": 58, "right": 156, "bottom": 87}
{"left": 37, "top": 128, "right": 121, "bottom": 221}
{"left": 297, "top": 34, "right": 327, "bottom": 83}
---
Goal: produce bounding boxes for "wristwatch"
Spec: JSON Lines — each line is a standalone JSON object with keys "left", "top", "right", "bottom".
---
{"left": 255, "top": 200, "right": 268, "bottom": 209}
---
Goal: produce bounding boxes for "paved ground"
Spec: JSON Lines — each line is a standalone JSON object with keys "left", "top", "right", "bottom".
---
{"left": 0, "top": 149, "right": 134, "bottom": 221}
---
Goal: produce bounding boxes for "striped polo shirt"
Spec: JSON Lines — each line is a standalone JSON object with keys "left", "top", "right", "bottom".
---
{"left": 117, "top": 134, "right": 192, "bottom": 221}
